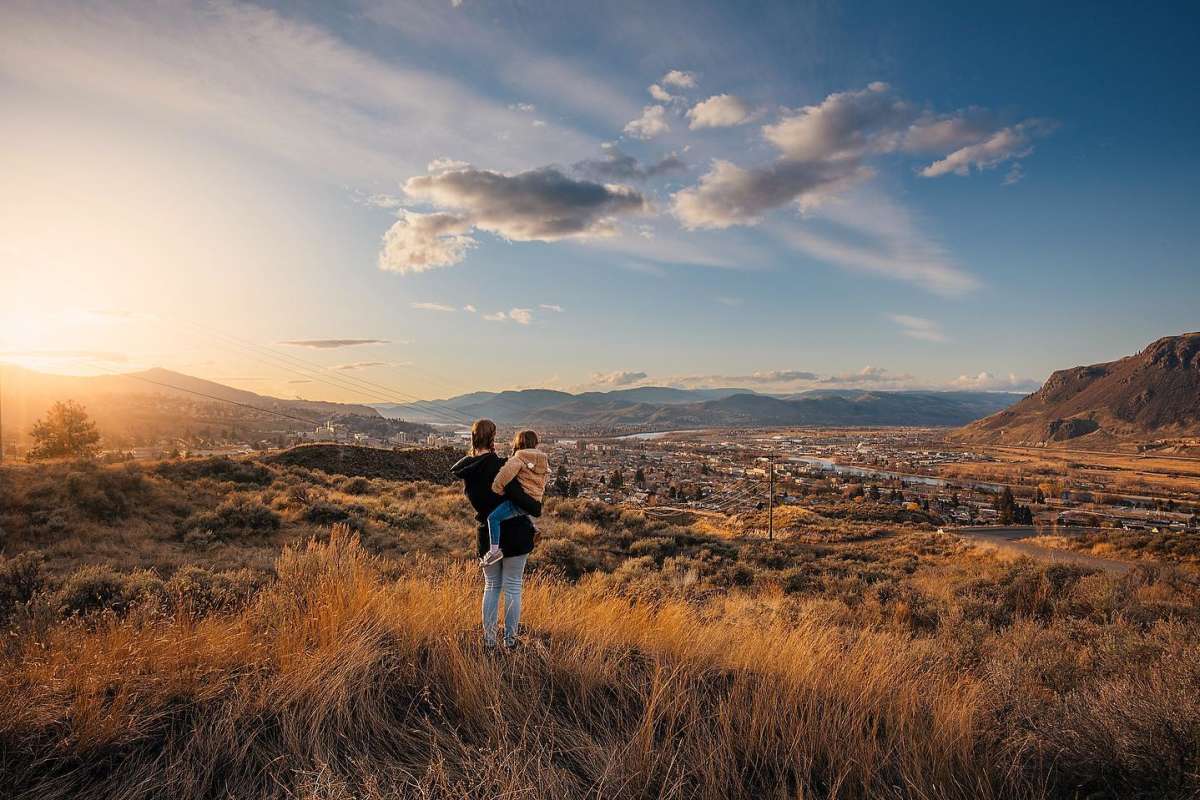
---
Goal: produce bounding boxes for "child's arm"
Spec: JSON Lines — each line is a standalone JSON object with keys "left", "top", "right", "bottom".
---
{"left": 491, "top": 458, "right": 521, "bottom": 496}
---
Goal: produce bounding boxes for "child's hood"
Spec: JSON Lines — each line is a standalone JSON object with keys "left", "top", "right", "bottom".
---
{"left": 515, "top": 448, "right": 550, "bottom": 473}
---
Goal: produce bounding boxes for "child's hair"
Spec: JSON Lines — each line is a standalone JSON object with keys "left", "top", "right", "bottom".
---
{"left": 511, "top": 429, "right": 538, "bottom": 452}
{"left": 471, "top": 419, "right": 497, "bottom": 454}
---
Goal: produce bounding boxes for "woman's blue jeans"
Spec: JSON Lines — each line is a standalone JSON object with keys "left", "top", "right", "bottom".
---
{"left": 482, "top": 552, "right": 528, "bottom": 646}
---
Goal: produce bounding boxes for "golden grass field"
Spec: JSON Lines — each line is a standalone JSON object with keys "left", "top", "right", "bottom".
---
{"left": 2, "top": 455, "right": 1199, "bottom": 798}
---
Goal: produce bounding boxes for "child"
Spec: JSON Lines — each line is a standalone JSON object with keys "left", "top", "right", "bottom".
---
{"left": 482, "top": 430, "right": 549, "bottom": 566}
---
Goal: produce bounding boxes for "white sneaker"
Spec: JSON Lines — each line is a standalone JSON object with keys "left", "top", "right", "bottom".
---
{"left": 480, "top": 549, "right": 504, "bottom": 567}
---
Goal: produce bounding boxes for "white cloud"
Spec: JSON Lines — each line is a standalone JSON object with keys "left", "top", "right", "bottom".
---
{"left": 591, "top": 370, "right": 649, "bottom": 386}
{"left": 671, "top": 83, "right": 1055, "bottom": 261}
{"left": 624, "top": 105, "right": 670, "bottom": 139}
{"left": 950, "top": 371, "right": 1041, "bottom": 391}
{"left": 674, "top": 158, "right": 870, "bottom": 229}
{"left": 762, "top": 82, "right": 910, "bottom": 161}
{"left": 687, "top": 94, "right": 752, "bottom": 129}
{"left": 888, "top": 314, "right": 947, "bottom": 342}
{"left": 411, "top": 301, "right": 457, "bottom": 312}
{"left": 539, "top": 303, "right": 563, "bottom": 312}
{"left": 823, "top": 365, "right": 914, "bottom": 385}
{"left": 379, "top": 211, "right": 476, "bottom": 273}
{"left": 403, "top": 164, "right": 647, "bottom": 242}
{"left": 920, "top": 120, "right": 1055, "bottom": 178}
{"left": 462, "top": 304, "right": 477, "bottom": 313}
{"left": 482, "top": 308, "right": 533, "bottom": 324}
{"left": 508, "top": 102, "right": 536, "bottom": 112}
{"left": 427, "top": 157, "right": 471, "bottom": 173}
{"left": 648, "top": 83, "right": 673, "bottom": 102}
{"left": 661, "top": 70, "right": 696, "bottom": 89}
{"left": 573, "top": 144, "right": 686, "bottom": 182}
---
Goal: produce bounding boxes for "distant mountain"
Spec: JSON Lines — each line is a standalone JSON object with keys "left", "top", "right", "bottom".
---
{"left": 373, "top": 386, "right": 1023, "bottom": 430}
{"left": 0, "top": 365, "right": 382, "bottom": 445}
{"left": 953, "top": 332, "right": 1200, "bottom": 447}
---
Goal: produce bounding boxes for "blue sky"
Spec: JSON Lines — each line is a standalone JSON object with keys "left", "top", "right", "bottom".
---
{"left": 1, "top": 0, "right": 1197, "bottom": 401}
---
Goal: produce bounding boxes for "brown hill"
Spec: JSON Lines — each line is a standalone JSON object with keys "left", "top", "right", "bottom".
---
{"left": 952, "top": 332, "right": 1200, "bottom": 448}
{"left": 0, "top": 365, "right": 382, "bottom": 447}
{"left": 262, "top": 444, "right": 460, "bottom": 483}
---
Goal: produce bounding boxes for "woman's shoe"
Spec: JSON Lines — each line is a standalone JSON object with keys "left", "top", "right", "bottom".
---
{"left": 480, "top": 549, "right": 504, "bottom": 567}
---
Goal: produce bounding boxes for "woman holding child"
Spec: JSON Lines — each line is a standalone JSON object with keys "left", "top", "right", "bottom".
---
{"left": 450, "top": 419, "right": 549, "bottom": 650}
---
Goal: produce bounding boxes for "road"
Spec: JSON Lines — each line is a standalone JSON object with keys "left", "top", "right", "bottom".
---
{"left": 952, "top": 526, "right": 1140, "bottom": 574}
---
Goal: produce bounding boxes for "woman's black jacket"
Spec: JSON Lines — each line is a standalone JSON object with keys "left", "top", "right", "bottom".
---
{"left": 451, "top": 451, "right": 542, "bottom": 558}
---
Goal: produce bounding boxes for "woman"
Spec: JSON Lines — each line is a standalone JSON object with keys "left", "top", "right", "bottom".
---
{"left": 450, "top": 419, "right": 542, "bottom": 649}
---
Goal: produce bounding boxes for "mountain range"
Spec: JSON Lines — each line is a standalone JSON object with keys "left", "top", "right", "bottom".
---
{"left": 371, "top": 387, "right": 1026, "bottom": 430}
{"left": 953, "top": 332, "right": 1200, "bottom": 448}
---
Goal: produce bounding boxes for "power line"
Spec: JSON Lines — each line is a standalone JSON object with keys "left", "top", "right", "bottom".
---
{"left": 172, "top": 320, "right": 476, "bottom": 427}
{"left": 82, "top": 361, "right": 329, "bottom": 429}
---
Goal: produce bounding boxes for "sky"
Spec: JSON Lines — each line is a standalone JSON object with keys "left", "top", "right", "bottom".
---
{"left": 2, "top": 0, "right": 1198, "bottom": 403}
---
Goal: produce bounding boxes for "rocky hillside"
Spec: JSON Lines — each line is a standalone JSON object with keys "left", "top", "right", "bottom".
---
{"left": 953, "top": 333, "right": 1200, "bottom": 448}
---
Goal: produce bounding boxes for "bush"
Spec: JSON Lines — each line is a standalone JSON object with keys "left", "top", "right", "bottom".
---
{"left": 64, "top": 462, "right": 147, "bottom": 522}
{"left": 156, "top": 457, "right": 273, "bottom": 486}
{"left": 0, "top": 553, "right": 45, "bottom": 620}
{"left": 305, "top": 501, "right": 364, "bottom": 529}
{"left": 180, "top": 497, "right": 281, "bottom": 541}
{"left": 166, "top": 566, "right": 260, "bottom": 615}
{"left": 335, "top": 476, "right": 373, "bottom": 495}
{"left": 56, "top": 565, "right": 126, "bottom": 616}
{"left": 535, "top": 538, "right": 600, "bottom": 581}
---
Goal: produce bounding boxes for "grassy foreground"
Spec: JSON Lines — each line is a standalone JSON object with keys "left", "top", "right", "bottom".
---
{"left": 0, "top": 524, "right": 1196, "bottom": 800}
{"left": 2, "top": 455, "right": 1199, "bottom": 798}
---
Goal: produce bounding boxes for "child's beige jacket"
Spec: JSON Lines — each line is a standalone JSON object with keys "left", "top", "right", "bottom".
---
{"left": 492, "top": 448, "right": 550, "bottom": 501}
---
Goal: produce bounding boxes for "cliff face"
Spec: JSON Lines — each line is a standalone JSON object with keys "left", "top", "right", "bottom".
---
{"left": 952, "top": 333, "right": 1200, "bottom": 447}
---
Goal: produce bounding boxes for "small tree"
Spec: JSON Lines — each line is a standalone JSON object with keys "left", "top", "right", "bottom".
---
{"left": 998, "top": 486, "right": 1016, "bottom": 525}
{"left": 28, "top": 400, "right": 101, "bottom": 460}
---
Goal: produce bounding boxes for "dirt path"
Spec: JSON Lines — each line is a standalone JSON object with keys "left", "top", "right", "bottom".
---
{"left": 952, "top": 526, "right": 1141, "bottom": 574}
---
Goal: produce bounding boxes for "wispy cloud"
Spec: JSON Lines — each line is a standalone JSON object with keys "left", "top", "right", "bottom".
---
{"left": 950, "top": 371, "right": 1041, "bottom": 391}
{"left": 482, "top": 308, "right": 534, "bottom": 324}
{"left": 591, "top": 370, "right": 649, "bottom": 386}
{"left": 539, "top": 303, "right": 563, "bottom": 312}
{"left": 888, "top": 314, "right": 948, "bottom": 342}
{"left": 335, "top": 361, "right": 387, "bottom": 371}
{"left": 411, "top": 302, "right": 456, "bottom": 312}
{"left": 1, "top": 1, "right": 597, "bottom": 187}
{"left": 278, "top": 339, "right": 389, "bottom": 349}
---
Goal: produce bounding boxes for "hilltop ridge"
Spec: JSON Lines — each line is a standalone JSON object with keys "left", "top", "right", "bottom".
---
{"left": 953, "top": 332, "right": 1200, "bottom": 448}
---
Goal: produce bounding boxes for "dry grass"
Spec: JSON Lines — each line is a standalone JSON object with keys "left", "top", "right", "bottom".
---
{"left": 3, "top": 458, "right": 1200, "bottom": 798}
{"left": 0, "top": 527, "right": 1008, "bottom": 799}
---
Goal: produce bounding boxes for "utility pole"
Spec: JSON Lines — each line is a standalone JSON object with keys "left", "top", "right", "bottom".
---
{"left": 768, "top": 452, "right": 775, "bottom": 540}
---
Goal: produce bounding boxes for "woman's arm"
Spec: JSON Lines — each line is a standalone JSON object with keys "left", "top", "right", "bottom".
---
{"left": 504, "top": 480, "right": 542, "bottom": 517}
{"left": 491, "top": 457, "right": 521, "bottom": 495}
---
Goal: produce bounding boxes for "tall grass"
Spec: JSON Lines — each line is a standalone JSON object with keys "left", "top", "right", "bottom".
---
{"left": 0, "top": 526, "right": 992, "bottom": 799}
{"left": 7, "top": 524, "right": 1192, "bottom": 799}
